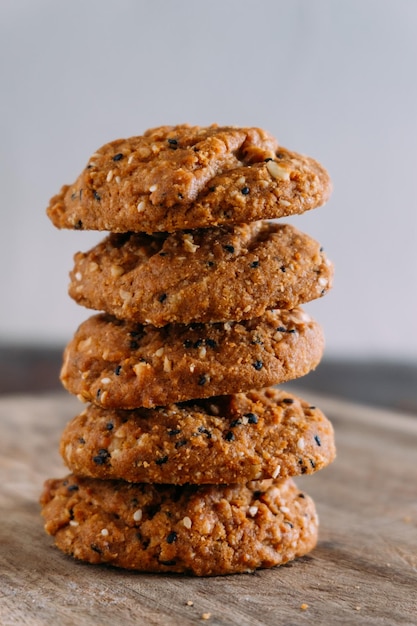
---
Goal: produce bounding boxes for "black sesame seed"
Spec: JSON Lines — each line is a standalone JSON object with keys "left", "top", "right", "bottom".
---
{"left": 264, "top": 158, "right": 273, "bottom": 162}
{"left": 183, "top": 339, "right": 193, "bottom": 349}
{"left": 175, "top": 439, "right": 187, "bottom": 449}
{"left": 93, "top": 191, "right": 101, "bottom": 201}
{"left": 96, "top": 389, "right": 101, "bottom": 399}
{"left": 320, "top": 246, "right": 324, "bottom": 252}
{"left": 167, "top": 429, "right": 180, "bottom": 438}
{"left": 253, "top": 360, "right": 263, "bottom": 371}
{"left": 250, "top": 260, "right": 260, "bottom": 268}
{"left": 74, "top": 219, "right": 83, "bottom": 229}
{"left": 224, "top": 245, "right": 235, "bottom": 254}
{"left": 276, "top": 152, "right": 285, "bottom": 159}
{"left": 90, "top": 544, "right": 102, "bottom": 554}
{"left": 106, "top": 422, "right": 114, "bottom": 431}
{"left": 193, "top": 339, "right": 203, "bottom": 349}
{"left": 207, "top": 260, "right": 215, "bottom": 267}
{"left": 245, "top": 412, "right": 258, "bottom": 424}
{"left": 167, "top": 138, "right": 178, "bottom": 147}
{"left": 155, "top": 455, "right": 169, "bottom": 465}
{"left": 230, "top": 419, "right": 241, "bottom": 428}
{"left": 130, "top": 340, "right": 139, "bottom": 350}
{"left": 298, "top": 492, "right": 305, "bottom": 498}
{"left": 166, "top": 531, "right": 177, "bottom": 544}
{"left": 67, "top": 484, "right": 79, "bottom": 492}
{"left": 224, "top": 431, "right": 235, "bottom": 442}
{"left": 71, "top": 191, "right": 78, "bottom": 200}
{"left": 241, "top": 186, "right": 250, "bottom": 195}
{"left": 280, "top": 265, "right": 286, "bottom": 272}
{"left": 158, "top": 293, "right": 167, "bottom": 303}
{"left": 159, "top": 559, "right": 177, "bottom": 566}
{"left": 198, "top": 374, "right": 208, "bottom": 386}
{"left": 284, "top": 521, "right": 294, "bottom": 528}
{"left": 309, "top": 406, "right": 316, "bottom": 410}
{"left": 78, "top": 437, "right": 85, "bottom": 444}
{"left": 287, "top": 329, "right": 296, "bottom": 334}
{"left": 283, "top": 398, "right": 294, "bottom": 405}
{"left": 314, "top": 435, "right": 321, "bottom": 446}
{"left": 198, "top": 426, "right": 212, "bottom": 438}
{"left": 301, "top": 466, "right": 307, "bottom": 474}
{"left": 113, "top": 153, "right": 124, "bottom": 161}
{"left": 206, "top": 338, "right": 217, "bottom": 349}
{"left": 310, "top": 459, "right": 316, "bottom": 468}
{"left": 114, "top": 365, "right": 122, "bottom": 376}
{"left": 209, "top": 186, "right": 216, "bottom": 192}
{"left": 93, "top": 449, "right": 110, "bottom": 465}
{"left": 276, "top": 326, "right": 286, "bottom": 332}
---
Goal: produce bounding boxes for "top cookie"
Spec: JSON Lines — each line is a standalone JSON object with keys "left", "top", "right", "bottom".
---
{"left": 46, "top": 125, "right": 332, "bottom": 233}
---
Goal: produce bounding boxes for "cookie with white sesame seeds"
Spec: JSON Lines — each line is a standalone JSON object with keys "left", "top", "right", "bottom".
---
{"left": 60, "top": 387, "right": 335, "bottom": 484}
{"left": 68, "top": 221, "right": 334, "bottom": 326}
{"left": 46, "top": 124, "right": 332, "bottom": 234}
{"left": 60, "top": 307, "right": 324, "bottom": 409}
{"left": 40, "top": 474, "right": 318, "bottom": 575}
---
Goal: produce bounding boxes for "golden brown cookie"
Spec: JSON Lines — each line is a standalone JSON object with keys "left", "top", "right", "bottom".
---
{"left": 40, "top": 474, "right": 318, "bottom": 575}
{"left": 46, "top": 125, "right": 332, "bottom": 233}
{"left": 60, "top": 388, "right": 335, "bottom": 484}
{"left": 61, "top": 308, "right": 324, "bottom": 409}
{"left": 69, "top": 221, "right": 333, "bottom": 326}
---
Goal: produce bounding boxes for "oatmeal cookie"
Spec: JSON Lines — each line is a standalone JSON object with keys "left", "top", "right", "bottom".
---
{"left": 60, "top": 308, "right": 324, "bottom": 409}
{"left": 69, "top": 221, "right": 333, "bottom": 325}
{"left": 46, "top": 125, "right": 332, "bottom": 233}
{"left": 40, "top": 474, "right": 318, "bottom": 575}
{"left": 60, "top": 388, "right": 335, "bottom": 484}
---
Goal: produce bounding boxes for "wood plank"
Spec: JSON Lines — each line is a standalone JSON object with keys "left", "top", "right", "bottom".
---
{"left": 1, "top": 391, "right": 416, "bottom": 625}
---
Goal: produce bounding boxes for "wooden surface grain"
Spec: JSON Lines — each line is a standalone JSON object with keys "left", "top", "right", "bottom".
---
{"left": 1, "top": 390, "right": 416, "bottom": 625}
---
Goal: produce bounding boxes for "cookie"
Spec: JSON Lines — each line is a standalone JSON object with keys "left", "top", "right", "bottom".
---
{"left": 60, "top": 388, "right": 335, "bottom": 484}
{"left": 40, "top": 474, "right": 318, "bottom": 575}
{"left": 60, "top": 308, "right": 324, "bottom": 409}
{"left": 46, "top": 125, "right": 332, "bottom": 233}
{"left": 68, "top": 221, "right": 333, "bottom": 326}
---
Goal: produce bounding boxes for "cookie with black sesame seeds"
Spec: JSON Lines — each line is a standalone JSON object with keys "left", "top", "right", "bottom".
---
{"left": 68, "top": 221, "right": 334, "bottom": 326}
{"left": 46, "top": 124, "right": 332, "bottom": 233}
{"left": 60, "top": 387, "right": 335, "bottom": 484}
{"left": 40, "top": 474, "right": 318, "bottom": 575}
{"left": 60, "top": 307, "right": 324, "bottom": 409}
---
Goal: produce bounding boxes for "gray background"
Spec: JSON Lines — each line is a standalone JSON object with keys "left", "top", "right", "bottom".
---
{"left": 1, "top": 0, "right": 416, "bottom": 360}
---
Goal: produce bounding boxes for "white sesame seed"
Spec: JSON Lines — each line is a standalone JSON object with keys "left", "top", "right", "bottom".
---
{"left": 279, "top": 199, "right": 291, "bottom": 207}
{"left": 236, "top": 176, "right": 246, "bottom": 185}
{"left": 280, "top": 506, "right": 290, "bottom": 514}
{"left": 128, "top": 155, "right": 134, "bottom": 164}
{"left": 100, "top": 377, "right": 111, "bottom": 385}
{"left": 75, "top": 271, "right": 82, "bottom": 281}
{"left": 318, "top": 277, "right": 328, "bottom": 287}
{"left": 266, "top": 160, "right": 290, "bottom": 181}
{"left": 115, "top": 176, "right": 121, "bottom": 184}
{"left": 149, "top": 184, "right": 157, "bottom": 192}
{"left": 154, "top": 347, "right": 164, "bottom": 357}
{"left": 248, "top": 506, "right": 258, "bottom": 517}
{"left": 101, "top": 528, "right": 109, "bottom": 536}
{"left": 106, "top": 170, "right": 114, "bottom": 182}
{"left": 189, "top": 363, "right": 195, "bottom": 373}
{"left": 297, "top": 437, "right": 305, "bottom": 450}
{"left": 272, "top": 465, "right": 281, "bottom": 478}
{"left": 182, "top": 516, "right": 192, "bottom": 529}
{"left": 183, "top": 234, "right": 199, "bottom": 253}
{"left": 163, "top": 356, "right": 172, "bottom": 372}
{"left": 89, "top": 262, "right": 99, "bottom": 272}
{"left": 137, "top": 201, "right": 146, "bottom": 212}
{"left": 69, "top": 520, "right": 79, "bottom": 527}
{"left": 133, "top": 509, "right": 143, "bottom": 522}
{"left": 198, "top": 346, "right": 207, "bottom": 359}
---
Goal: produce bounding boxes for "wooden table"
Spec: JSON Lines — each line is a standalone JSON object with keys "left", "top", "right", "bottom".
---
{"left": 1, "top": 391, "right": 416, "bottom": 625}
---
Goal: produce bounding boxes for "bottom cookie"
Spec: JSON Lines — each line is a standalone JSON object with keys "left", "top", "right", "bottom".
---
{"left": 40, "top": 475, "right": 318, "bottom": 576}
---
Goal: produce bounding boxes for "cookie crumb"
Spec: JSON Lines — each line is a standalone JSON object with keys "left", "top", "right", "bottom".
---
{"left": 300, "top": 603, "right": 309, "bottom": 610}
{"left": 201, "top": 613, "right": 211, "bottom": 620}
{"left": 186, "top": 600, "right": 194, "bottom": 606}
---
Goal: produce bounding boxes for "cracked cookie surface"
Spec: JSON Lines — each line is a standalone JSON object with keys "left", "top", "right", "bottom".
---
{"left": 60, "top": 308, "right": 324, "bottom": 409}
{"left": 47, "top": 125, "right": 332, "bottom": 233}
{"left": 69, "top": 221, "right": 334, "bottom": 325}
{"left": 40, "top": 474, "right": 318, "bottom": 575}
{"left": 60, "top": 388, "right": 335, "bottom": 484}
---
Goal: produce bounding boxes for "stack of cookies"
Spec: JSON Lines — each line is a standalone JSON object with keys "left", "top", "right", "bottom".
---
{"left": 41, "top": 125, "right": 335, "bottom": 576}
